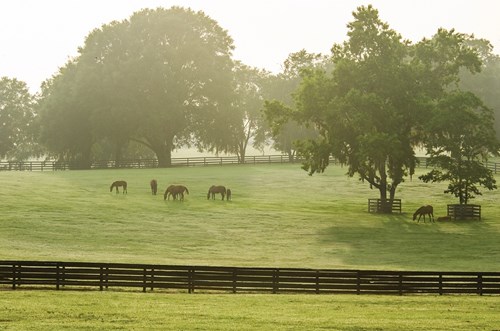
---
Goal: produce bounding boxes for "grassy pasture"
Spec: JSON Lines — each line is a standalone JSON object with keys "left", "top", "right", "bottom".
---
{"left": 1, "top": 164, "right": 499, "bottom": 271}
{"left": 1, "top": 164, "right": 500, "bottom": 330}
{"left": 1, "top": 291, "right": 499, "bottom": 331}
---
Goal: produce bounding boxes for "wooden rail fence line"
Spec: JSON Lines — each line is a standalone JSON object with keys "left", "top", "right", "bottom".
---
{"left": 1, "top": 156, "right": 499, "bottom": 173}
{"left": 1, "top": 261, "right": 499, "bottom": 296}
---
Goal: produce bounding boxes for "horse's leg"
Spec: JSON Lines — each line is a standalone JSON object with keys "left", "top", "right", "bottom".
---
{"left": 221, "top": 193, "right": 225, "bottom": 201}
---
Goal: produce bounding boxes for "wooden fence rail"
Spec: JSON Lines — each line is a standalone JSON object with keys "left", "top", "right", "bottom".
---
{"left": 1, "top": 261, "right": 499, "bottom": 296}
{"left": 1, "top": 156, "right": 499, "bottom": 173}
{"left": 0, "top": 155, "right": 303, "bottom": 171}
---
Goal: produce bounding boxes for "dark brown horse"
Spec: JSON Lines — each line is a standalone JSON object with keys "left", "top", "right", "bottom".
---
{"left": 226, "top": 188, "right": 232, "bottom": 201}
{"left": 164, "top": 185, "right": 189, "bottom": 201}
{"left": 150, "top": 179, "right": 158, "bottom": 195}
{"left": 207, "top": 185, "right": 226, "bottom": 200}
{"left": 413, "top": 205, "right": 434, "bottom": 222}
{"left": 110, "top": 180, "right": 127, "bottom": 194}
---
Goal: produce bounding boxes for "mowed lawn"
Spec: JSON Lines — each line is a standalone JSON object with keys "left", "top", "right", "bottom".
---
{"left": 1, "top": 163, "right": 500, "bottom": 271}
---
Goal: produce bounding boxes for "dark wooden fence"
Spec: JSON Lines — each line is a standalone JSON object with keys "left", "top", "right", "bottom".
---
{"left": 368, "top": 199, "right": 402, "bottom": 213}
{"left": 0, "top": 155, "right": 304, "bottom": 171}
{"left": 447, "top": 204, "right": 482, "bottom": 220}
{"left": 2, "top": 156, "right": 499, "bottom": 173}
{"left": 1, "top": 261, "right": 499, "bottom": 296}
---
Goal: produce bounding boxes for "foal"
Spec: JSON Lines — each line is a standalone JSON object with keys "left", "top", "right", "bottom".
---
{"left": 150, "top": 179, "right": 158, "bottom": 195}
{"left": 110, "top": 180, "right": 127, "bottom": 194}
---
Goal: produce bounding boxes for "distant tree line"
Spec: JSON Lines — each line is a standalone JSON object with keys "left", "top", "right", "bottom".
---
{"left": 1, "top": 5, "right": 499, "bottom": 208}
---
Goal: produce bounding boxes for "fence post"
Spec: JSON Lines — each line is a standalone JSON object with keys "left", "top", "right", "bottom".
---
{"left": 477, "top": 274, "right": 483, "bottom": 296}
{"left": 56, "top": 263, "right": 60, "bottom": 290}
{"left": 232, "top": 268, "right": 237, "bottom": 294}
{"left": 151, "top": 268, "right": 155, "bottom": 291}
{"left": 99, "top": 267, "right": 104, "bottom": 291}
{"left": 438, "top": 274, "right": 443, "bottom": 295}
{"left": 12, "top": 263, "right": 18, "bottom": 290}
{"left": 272, "top": 269, "right": 279, "bottom": 294}
{"left": 398, "top": 274, "right": 403, "bottom": 296}
{"left": 316, "top": 271, "right": 320, "bottom": 294}
{"left": 188, "top": 268, "right": 194, "bottom": 293}
{"left": 356, "top": 271, "right": 361, "bottom": 295}
{"left": 142, "top": 267, "right": 147, "bottom": 292}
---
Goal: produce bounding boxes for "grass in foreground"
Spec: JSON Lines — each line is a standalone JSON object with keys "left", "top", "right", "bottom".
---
{"left": 1, "top": 291, "right": 499, "bottom": 331}
{"left": 0, "top": 164, "right": 499, "bottom": 271}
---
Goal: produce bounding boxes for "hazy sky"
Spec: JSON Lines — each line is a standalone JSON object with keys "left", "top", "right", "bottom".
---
{"left": 1, "top": 0, "right": 499, "bottom": 93}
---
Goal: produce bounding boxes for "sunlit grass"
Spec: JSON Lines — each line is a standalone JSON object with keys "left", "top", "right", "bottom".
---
{"left": 1, "top": 291, "right": 499, "bottom": 331}
{"left": 0, "top": 164, "right": 499, "bottom": 271}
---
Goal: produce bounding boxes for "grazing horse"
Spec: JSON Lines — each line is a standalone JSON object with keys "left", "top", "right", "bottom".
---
{"left": 150, "top": 179, "right": 158, "bottom": 195}
{"left": 164, "top": 185, "right": 189, "bottom": 201}
{"left": 207, "top": 185, "right": 226, "bottom": 200}
{"left": 226, "top": 188, "right": 232, "bottom": 201}
{"left": 413, "top": 205, "right": 434, "bottom": 222}
{"left": 110, "top": 180, "right": 127, "bottom": 194}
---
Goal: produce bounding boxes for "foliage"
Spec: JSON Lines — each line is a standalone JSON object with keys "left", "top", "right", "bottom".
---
{"left": 419, "top": 91, "right": 499, "bottom": 204}
{"left": 264, "top": 5, "right": 490, "bottom": 213}
{"left": 37, "top": 62, "right": 95, "bottom": 169}
{"left": 196, "top": 62, "right": 270, "bottom": 162}
{"left": 459, "top": 41, "right": 500, "bottom": 141}
{"left": 37, "top": 7, "right": 235, "bottom": 167}
{"left": 0, "top": 77, "right": 38, "bottom": 160}
{"left": 262, "top": 50, "right": 325, "bottom": 160}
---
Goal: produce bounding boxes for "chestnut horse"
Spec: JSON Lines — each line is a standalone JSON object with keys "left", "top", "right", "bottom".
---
{"left": 150, "top": 179, "right": 158, "bottom": 195}
{"left": 413, "top": 205, "right": 434, "bottom": 222}
{"left": 164, "top": 185, "right": 189, "bottom": 201}
{"left": 207, "top": 185, "right": 226, "bottom": 200}
{"left": 110, "top": 180, "right": 127, "bottom": 194}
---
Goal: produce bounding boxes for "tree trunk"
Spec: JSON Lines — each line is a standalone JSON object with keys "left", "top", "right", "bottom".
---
{"left": 156, "top": 148, "right": 172, "bottom": 168}
{"left": 378, "top": 162, "right": 392, "bottom": 213}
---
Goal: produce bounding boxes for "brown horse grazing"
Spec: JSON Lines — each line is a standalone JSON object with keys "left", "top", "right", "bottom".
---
{"left": 110, "top": 180, "right": 127, "bottom": 194}
{"left": 150, "top": 179, "right": 158, "bottom": 195}
{"left": 164, "top": 185, "right": 189, "bottom": 201}
{"left": 226, "top": 188, "right": 232, "bottom": 201}
{"left": 207, "top": 185, "right": 226, "bottom": 200}
{"left": 413, "top": 205, "right": 434, "bottom": 222}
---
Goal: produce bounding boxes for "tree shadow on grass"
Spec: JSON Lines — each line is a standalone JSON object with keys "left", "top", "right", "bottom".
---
{"left": 317, "top": 212, "right": 500, "bottom": 271}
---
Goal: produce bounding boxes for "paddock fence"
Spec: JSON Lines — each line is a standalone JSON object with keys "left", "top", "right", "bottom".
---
{"left": 0, "top": 155, "right": 308, "bottom": 171}
{"left": 1, "top": 261, "right": 499, "bottom": 296}
{"left": 1, "top": 155, "right": 499, "bottom": 173}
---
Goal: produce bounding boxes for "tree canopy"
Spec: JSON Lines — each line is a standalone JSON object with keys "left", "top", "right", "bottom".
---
{"left": 37, "top": 7, "right": 235, "bottom": 167}
{"left": 264, "top": 5, "right": 496, "bottom": 212}
{"left": 0, "top": 77, "right": 37, "bottom": 160}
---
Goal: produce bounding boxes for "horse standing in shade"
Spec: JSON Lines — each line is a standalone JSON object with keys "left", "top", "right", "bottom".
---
{"left": 110, "top": 180, "right": 127, "bottom": 194}
{"left": 413, "top": 205, "right": 434, "bottom": 223}
{"left": 207, "top": 185, "right": 226, "bottom": 200}
{"left": 150, "top": 179, "right": 158, "bottom": 195}
{"left": 164, "top": 185, "right": 189, "bottom": 201}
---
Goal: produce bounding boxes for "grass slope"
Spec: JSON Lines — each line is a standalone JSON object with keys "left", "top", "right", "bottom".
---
{"left": 1, "top": 164, "right": 499, "bottom": 271}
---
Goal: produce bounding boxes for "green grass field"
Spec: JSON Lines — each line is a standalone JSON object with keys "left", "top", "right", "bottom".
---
{"left": 0, "top": 291, "right": 498, "bottom": 331}
{"left": 1, "top": 164, "right": 499, "bottom": 271}
{"left": 1, "top": 164, "right": 499, "bottom": 330}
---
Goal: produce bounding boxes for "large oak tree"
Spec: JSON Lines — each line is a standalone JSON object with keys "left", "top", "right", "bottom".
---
{"left": 265, "top": 5, "right": 489, "bottom": 212}
{"left": 38, "top": 7, "right": 235, "bottom": 167}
